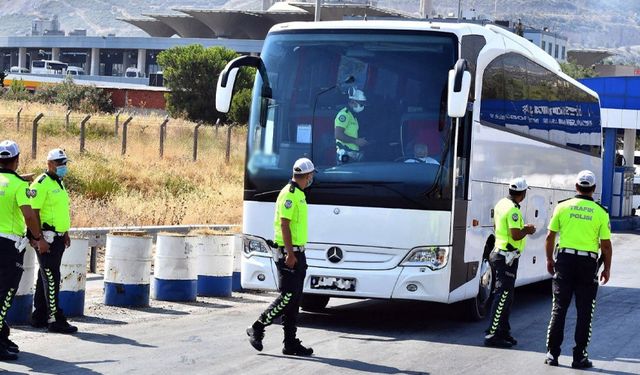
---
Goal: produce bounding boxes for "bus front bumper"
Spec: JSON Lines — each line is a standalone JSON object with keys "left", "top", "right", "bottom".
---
{"left": 241, "top": 256, "right": 450, "bottom": 303}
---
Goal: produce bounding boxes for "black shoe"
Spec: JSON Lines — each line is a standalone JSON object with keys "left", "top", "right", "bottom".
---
{"left": 502, "top": 334, "right": 517, "bottom": 346}
{"left": 2, "top": 338, "right": 19, "bottom": 353}
{"left": 571, "top": 357, "right": 593, "bottom": 369}
{"left": 544, "top": 352, "right": 559, "bottom": 366}
{"left": 484, "top": 335, "right": 513, "bottom": 348}
{"left": 0, "top": 346, "right": 18, "bottom": 361}
{"left": 48, "top": 320, "right": 78, "bottom": 334}
{"left": 246, "top": 327, "right": 264, "bottom": 352}
{"left": 283, "top": 339, "right": 313, "bottom": 356}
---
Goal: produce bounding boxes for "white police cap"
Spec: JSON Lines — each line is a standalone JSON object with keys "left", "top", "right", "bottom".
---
{"left": 509, "top": 177, "right": 530, "bottom": 192}
{"left": 293, "top": 158, "right": 316, "bottom": 175}
{"left": 47, "top": 148, "right": 69, "bottom": 162}
{"left": 348, "top": 88, "right": 366, "bottom": 102}
{"left": 576, "top": 170, "right": 596, "bottom": 187}
{"left": 0, "top": 140, "right": 20, "bottom": 159}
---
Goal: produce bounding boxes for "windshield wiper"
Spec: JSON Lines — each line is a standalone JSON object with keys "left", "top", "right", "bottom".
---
{"left": 253, "top": 189, "right": 282, "bottom": 198}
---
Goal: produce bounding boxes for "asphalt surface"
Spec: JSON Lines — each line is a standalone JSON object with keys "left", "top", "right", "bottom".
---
{"left": 1, "top": 233, "right": 639, "bottom": 375}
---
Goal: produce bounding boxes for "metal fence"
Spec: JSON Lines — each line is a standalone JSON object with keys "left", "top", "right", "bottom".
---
{"left": 2, "top": 108, "right": 241, "bottom": 162}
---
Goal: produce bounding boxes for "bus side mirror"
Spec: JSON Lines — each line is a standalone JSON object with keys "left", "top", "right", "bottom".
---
{"left": 216, "top": 67, "right": 239, "bottom": 113}
{"left": 216, "top": 55, "right": 270, "bottom": 114}
{"left": 447, "top": 59, "right": 471, "bottom": 118}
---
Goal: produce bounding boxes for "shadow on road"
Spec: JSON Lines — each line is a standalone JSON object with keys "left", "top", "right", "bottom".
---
{"left": 131, "top": 306, "right": 190, "bottom": 316}
{"left": 259, "top": 353, "right": 428, "bottom": 374}
{"left": 297, "top": 281, "right": 640, "bottom": 366}
{"left": 176, "top": 300, "right": 233, "bottom": 309}
{"left": 74, "top": 315, "right": 128, "bottom": 326}
{"left": 74, "top": 332, "right": 157, "bottom": 348}
{"left": 9, "top": 352, "right": 117, "bottom": 375}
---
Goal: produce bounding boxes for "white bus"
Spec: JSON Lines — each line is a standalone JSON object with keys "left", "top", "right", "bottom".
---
{"left": 31, "top": 60, "right": 68, "bottom": 75}
{"left": 216, "top": 21, "right": 602, "bottom": 319}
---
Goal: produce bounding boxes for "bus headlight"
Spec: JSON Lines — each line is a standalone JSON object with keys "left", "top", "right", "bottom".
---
{"left": 242, "top": 235, "right": 272, "bottom": 258}
{"left": 400, "top": 246, "right": 450, "bottom": 270}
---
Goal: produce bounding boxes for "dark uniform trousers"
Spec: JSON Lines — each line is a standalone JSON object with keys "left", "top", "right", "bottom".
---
{"left": 486, "top": 251, "right": 519, "bottom": 337}
{"left": 546, "top": 252, "right": 598, "bottom": 360}
{"left": 257, "top": 252, "right": 307, "bottom": 343}
{"left": 33, "top": 236, "right": 66, "bottom": 323}
{"left": 0, "top": 238, "right": 25, "bottom": 341}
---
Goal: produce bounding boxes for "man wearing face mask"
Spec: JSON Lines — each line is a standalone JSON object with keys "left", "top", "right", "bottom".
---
{"left": 247, "top": 158, "right": 315, "bottom": 356}
{"left": 29, "top": 148, "right": 77, "bottom": 334}
{"left": 335, "top": 88, "right": 369, "bottom": 163}
{"left": 0, "top": 140, "right": 49, "bottom": 361}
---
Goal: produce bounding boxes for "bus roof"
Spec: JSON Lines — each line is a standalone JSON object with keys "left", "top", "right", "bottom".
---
{"left": 269, "top": 20, "right": 487, "bottom": 37}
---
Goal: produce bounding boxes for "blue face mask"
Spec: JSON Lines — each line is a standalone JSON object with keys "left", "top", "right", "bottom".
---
{"left": 56, "top": 165, "right": 68, "bottom": 178}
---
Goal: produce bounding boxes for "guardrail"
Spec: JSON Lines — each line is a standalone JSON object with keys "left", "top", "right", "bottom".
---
{"left": 69, "top": 224, "right": 240, "bottom": 273}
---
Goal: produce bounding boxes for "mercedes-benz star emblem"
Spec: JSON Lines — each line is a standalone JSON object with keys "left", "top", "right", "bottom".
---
{"left": 333, "top": 208, "right": 340, "bottom": 215}
{"left": 327, "top": 247, "right": 343, "bottom": 263}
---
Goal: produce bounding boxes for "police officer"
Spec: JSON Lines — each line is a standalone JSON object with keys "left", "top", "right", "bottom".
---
{"left": 484, "top": 177, "right": 536, "bottom": 348}
{"left": 335, "top": 88, "right": 368, "bottom": 163}
{"left": 29, "top": 148, "right": 77, "bottom": 334}
{"left": 544, "top": 170, "right": 611, "bottom": 369}
{"left": 0, "top": 140, "right": 49, "bottom": 361}
{"left": 246, "top": 157, "right": 315, "bottom": 356}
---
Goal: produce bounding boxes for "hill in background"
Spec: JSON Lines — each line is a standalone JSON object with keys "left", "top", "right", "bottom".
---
{"left": 1, "top": 0, "right": 639, "bottom": 50}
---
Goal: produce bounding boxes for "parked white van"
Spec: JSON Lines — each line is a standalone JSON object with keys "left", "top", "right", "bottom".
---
{"left": 66, "top": 66, "right": 85, "bottom": 76}
{"left": 31, "top": 60, "right": 68, "bottom": 74}
{"left": 125, "top": 67, "right": 144, "bottom": 78}
{"left": 9, "top": 66, "right": 30, "bottom": 73}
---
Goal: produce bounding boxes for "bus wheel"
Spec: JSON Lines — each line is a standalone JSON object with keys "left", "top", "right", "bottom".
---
{"left": 465, "top": 258, "right": 493, "bottom": 321}
{"left": 300, "top": 294, "right": 330, "bottom": 312}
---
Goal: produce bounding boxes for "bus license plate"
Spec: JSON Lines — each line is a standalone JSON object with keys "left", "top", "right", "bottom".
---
{"left": 310, "top": 276, "right": 356, "bottom": 292}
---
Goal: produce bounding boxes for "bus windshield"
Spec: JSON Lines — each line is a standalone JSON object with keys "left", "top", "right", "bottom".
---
{"left": 246, "top": 30, "right": 458, "bottom": 210}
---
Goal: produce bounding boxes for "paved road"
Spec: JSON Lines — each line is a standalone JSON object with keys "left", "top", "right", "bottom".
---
{"left": 2, "top": 234, "right": 639, "bottom": 374}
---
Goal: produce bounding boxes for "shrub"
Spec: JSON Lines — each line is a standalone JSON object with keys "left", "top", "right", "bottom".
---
{"left": 4, "top": 79, "right": 30, "bottom": 101}
{"left": 5, "top": 76, "right": 115, "bottom": 113}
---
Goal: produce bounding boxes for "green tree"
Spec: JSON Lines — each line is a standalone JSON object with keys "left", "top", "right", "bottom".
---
{"left": 157, "top": 45, "right": 255, "bottom": 123}
{"left": 560, "top": 61, "right": 597, "bottom": 79}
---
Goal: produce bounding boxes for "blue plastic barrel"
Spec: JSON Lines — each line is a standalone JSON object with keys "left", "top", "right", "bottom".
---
{"left": 6, "top": 246, "right": 37, "bottom": 325}
{"left": 153, "top": 234, "right": 197, "bottom": 302}
{"left": 232, "top": 234, "right": 243, "bottom": 292}
{"left": 59, "top": 238, "right": 89, "bottom": 317}
{"left": 191, "top": 234, "right": 233, "bottom": 297}
{"left": 104, "top": 232, "right": 152, "bottom": 307}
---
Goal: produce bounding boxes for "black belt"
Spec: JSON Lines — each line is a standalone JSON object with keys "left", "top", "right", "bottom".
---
{"left": 559, "top": 248, "right": 598, "bottom": 259}
{"left": 278, "top": 246, "right": 305, "bottom": 253}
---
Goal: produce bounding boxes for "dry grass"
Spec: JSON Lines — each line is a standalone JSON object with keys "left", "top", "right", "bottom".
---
{"left": 0, "top": 99, "right": 246, "bottom": 227}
